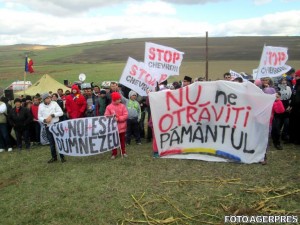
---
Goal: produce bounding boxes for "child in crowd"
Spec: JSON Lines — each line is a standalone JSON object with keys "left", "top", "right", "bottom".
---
{"left": 104, "top": 92, "right": 128, "bottom": 159}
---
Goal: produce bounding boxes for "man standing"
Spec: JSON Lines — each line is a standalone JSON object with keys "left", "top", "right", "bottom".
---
{"left": 38, "top": 93, "right": 66, "bottom": 163}
{"left": 0, "top": 99, "right": 12, "bottom": 152}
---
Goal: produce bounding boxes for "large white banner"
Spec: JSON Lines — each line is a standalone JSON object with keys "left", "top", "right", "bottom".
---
{"left": 144, "top": 42, "right": 184, "bottom": 78}
{"left": 149, "top": 81, "right": 275, "bottom": 164}
{"left": 119, "top": 57, "right": 167, "bottom": 96}
{"left": 49, "top": 116, "right": 120, "bottom": 156}
{"left": 256, "top": 46, "right": 291, "bottom": 79}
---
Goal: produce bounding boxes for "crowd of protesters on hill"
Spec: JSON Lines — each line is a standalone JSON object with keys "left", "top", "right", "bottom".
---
{"left": 0, "top": 68, "right": 299, "bottom": 164}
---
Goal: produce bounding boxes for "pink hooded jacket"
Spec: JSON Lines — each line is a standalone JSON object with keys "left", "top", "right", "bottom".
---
{"left": 104, "top": 102, "right": 128, "bottom": 133}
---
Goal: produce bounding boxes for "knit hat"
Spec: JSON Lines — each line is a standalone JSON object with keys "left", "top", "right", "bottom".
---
{"left": 41, "top": 93, "right": 51, "bottom": 101}
{"left": 183, "top": 76, "right": 192, "bottom": 83}
{"left": 295, "top": 70, "right": 300, "bottom": 77}
{"left": 111, "top": 92, "right": 121, "bottom": 101}
{"left": 14, "top": 98, "right": 21, "bottom": 104}
{"left": 128, "top": 90, "right": 137, "bottom": 99}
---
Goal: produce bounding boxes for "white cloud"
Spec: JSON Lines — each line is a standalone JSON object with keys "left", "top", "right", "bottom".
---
{"left": 0, "top": 0, "right": 299, "bottom": 45}
{"left": 253, "top": 0, "right": 272, "bottom": 5}
{"left": 124, "top": 1, "right": 177, "bottom": 15}
{"left": 0, "top": 0, "right": 226, "bottom": 16}
{"left": 213, "top": 10, "right": 300, "bottom": 36}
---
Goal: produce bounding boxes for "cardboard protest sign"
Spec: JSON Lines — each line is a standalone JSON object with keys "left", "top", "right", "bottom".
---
{"left": 49, "top": 116, "right": 120, "bottom": 156}
{"left": 144, "top": 42, "right": 184, "bottom": 78}
{"left": 149, "top": 81, "right": 275, "bottom": 164}
{"left": 119, "top": 57, "right": 168, "bottom": 96}
{"left": 256, "top": 46, "right": 291, "bottom": 79}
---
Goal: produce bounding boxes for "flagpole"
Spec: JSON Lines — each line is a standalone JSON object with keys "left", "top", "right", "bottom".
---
{"left": 24, "top": 71, "right": 26, "bottom": 95}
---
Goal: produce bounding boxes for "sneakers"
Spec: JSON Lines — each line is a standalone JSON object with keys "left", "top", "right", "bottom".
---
{"left": 123, "top": 154, "right": 128, "bottom": 157}
{"left": 136, "top": 142, "right": 142, "bottom": 145}
{"left": 47, "top": 158, "right": 57, "bottom": 163}
{"left": 111, "top": 155, "right": 116, "bottom": 159}
{"left": 0, "top": 149, "right": 4, "bottom": 153}
{"left": 8, "top": 148, "right": 12, "bottom": 152}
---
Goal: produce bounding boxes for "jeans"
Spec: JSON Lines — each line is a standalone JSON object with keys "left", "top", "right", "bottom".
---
{"left": 46, "top": 126, "right": 64, "bottom": 159}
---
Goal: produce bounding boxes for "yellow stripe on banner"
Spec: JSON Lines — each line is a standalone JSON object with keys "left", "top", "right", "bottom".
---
{"left": 182, "top": 148, "right": 216, "bottom": 154}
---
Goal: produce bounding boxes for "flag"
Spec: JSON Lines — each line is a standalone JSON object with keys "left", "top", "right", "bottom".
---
{"left": 25, "top": 56, "right": 34, "bottom": 73}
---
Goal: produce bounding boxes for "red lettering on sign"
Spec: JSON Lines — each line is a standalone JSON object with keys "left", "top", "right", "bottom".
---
{"left": 148, "top": 47, "right": 181, "bottom": 64}
{"left": 130, "top": 65, "right": 138, "bottom": 76}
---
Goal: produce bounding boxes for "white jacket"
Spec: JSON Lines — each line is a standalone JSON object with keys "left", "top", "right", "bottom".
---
{"left": 38, "top": 101, "right": 63, "bottom": 126}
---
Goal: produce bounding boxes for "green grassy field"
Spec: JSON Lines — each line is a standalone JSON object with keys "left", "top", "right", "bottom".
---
{"left": 1, "top": 37, "right": 300, "bottom": 90}
{"left": 0, "top": 142, "right": 299, "bottom": 225}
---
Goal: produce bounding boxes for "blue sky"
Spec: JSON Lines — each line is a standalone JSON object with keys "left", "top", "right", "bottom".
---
{"left": 0, "top": 0, "right": 299, "bottom": 45}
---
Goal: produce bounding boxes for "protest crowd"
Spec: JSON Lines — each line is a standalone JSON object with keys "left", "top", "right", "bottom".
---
{"left": 0, "top": 68, "right": 300, "bottom": 165}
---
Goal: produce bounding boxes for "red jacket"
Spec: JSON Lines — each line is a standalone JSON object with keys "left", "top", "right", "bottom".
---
{"left": 270, "top": 99, "right": 285, "bottom": 124}
{"left": 104, "top": 102, "right": 128, "bottom": 133}
{"left": 65, "top": 85, "right": 87, "bottom": 119}
{"left": 31, "top": 104, "right": 39, "bottom": 120}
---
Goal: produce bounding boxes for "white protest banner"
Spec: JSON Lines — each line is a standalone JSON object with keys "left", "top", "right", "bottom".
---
{"left": 256, "top": 46, "right": 291, "bottom": 79}
{"left": 49, "top": 116, "right": 120, "bottom": 156}
{"left": 39, "top": 121, "right": 49, "bottom": 145}
{"left": 144, "top": 42, "right": 184, "bottom": 78}
{"left": 119, "top": 57, "right": 167, "bottom": 96}
{"left": 229, "top": 70, "right": 246, "bottom": 81}
{"left": 252, "top": 68, "right": 258, "bottom": 80}
{"left": 149, "top": 81, "right": 275, "bottom": 164}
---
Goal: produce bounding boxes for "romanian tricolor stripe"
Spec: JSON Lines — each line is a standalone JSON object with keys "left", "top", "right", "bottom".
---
{"left": 25, "top": 57, "right": 34, "bottom": 73}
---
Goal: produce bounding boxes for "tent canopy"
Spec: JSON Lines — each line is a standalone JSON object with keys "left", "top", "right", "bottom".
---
{"left": 14, "top": 74, "right": 70, "bottom": 96}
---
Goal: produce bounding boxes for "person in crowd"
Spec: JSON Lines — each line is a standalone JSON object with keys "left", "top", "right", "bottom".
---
{"left": 57, "top": 88, "right": 66, "bottom": 101}
{"left": 65, "top": 90, "right": 71, "bottom": 96}
{"left": 261, "top": 77, "right": 276, "bottom": 94}
{"left": 223, "top": 72, "right": 232, "bottom": 81}
{"left": 51, "top": 93, "right": 65, "bottom": 121}
{"left": 104, "top": 92, "right": 128, "bottom": 159}
{"left": 83, "top": 84, "right": 99, "bottom": 117}
{"left": 0, "top": 99, "right": 12, "bottom": 152}
{"left": 233, "top": 77, "right": 243, "bottom": 83}
{"left": 106, "top": 81, "right": 119, "bottom": 104}
{"left": 98, "top": 89, "right": 109, "bottom": 116}
{"left": 271, "top": 92, "right": 286, "bottom": 150}
{"left": 30, "top": 96, "right": 41, "bottom": 145}
{"left": 146, "top": 90, "right": 159, "bottom": 158}
{"left": 8, "top": 98, "right": 32, "bottom": 151}
{"left": 289, "top": 70, "right": 300, "bottom": 145}
{"left": 277, "top": 77, "right": 292, "bottom": 142}
{"left": 182, "top": 76, "right": 192, "bottom": 87}
{"left": 139, "top": 97, "right": 147, "bottom": 138}
{"left": 93, "top": 85, "right": 101, "bottom": 97}
{"left": 65, "top": 84, "right": 87, "bottom": 119}
{"left": 123, "top": 90, "right": 141, "bottom": 145}
{"left": 0, "top": 96, "right": 15, "bottom": 147}
{"left": 285, "top": 68, "right": 295, "bottom": 89}
{"left": 38, "top": 93, "right": 65, "bottom": 163}
{"left": 172, "top": 81, "right": 181, "bottom": 89}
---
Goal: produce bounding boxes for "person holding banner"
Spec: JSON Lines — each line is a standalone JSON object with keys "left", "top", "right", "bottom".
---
{"left": 104, "top": 92, "right": 128, "bottom": 159}
{"left": 38, "top": 93, "right": 66, "bottom": 163}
